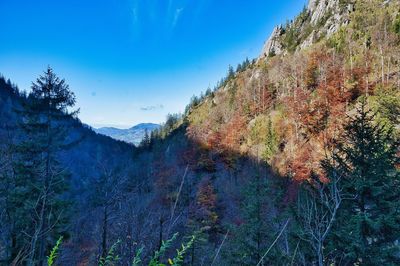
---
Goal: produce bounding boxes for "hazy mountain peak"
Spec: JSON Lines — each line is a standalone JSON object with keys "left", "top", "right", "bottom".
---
{"left": 130, "top": 123, "right": 160, "bottom": 130}
{"left": 95, "top": 123, "right": 160, "bottom": 145}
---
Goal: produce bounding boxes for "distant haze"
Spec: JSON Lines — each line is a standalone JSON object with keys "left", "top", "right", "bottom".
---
{"left": 94, "top": 123, "right": 160, "bottom": 145}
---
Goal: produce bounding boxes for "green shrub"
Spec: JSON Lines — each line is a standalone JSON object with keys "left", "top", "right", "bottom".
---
{"left": 393, "top": 13, "right": 400, "bottom": 35}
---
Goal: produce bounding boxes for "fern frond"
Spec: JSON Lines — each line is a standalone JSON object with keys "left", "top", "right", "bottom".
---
{"left": 169, "top": 235, "right": 195, "bottom": 266}
{"left": 132, "top": 246, "right": 144, "bottom": 266}
{"left": 98, "top": 239, "right": 121, "bottom": 266}
{"left": 47, "top": 236, "right": 63, "bottom": 266}
{"left": 149, "top": 233, "right": 178, "bottom": 266}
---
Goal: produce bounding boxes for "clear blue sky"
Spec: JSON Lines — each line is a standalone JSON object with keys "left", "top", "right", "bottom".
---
{"left": 0, "top": 0, "right": 306, "bottom": 128}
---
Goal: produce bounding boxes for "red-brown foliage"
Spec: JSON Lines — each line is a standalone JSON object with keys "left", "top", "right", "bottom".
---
{"left": 220, "top": 113, "right": 247, "bottom": 152}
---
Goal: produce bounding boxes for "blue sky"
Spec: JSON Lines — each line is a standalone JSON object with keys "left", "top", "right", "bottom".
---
{"left": 0, "top": 0, "right": 306, "bottom": 128}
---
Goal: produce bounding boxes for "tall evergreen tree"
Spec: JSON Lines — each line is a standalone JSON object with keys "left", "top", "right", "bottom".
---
{"left": 329, "top": 101, "right": 400, "bottom": 264}
{"left": 9, "top": 67, "right": 77, "bottom": 265}
{"left": 224, "top": 172, "right": 282, "bottom": 265}
{"left": 227, "top": 65, "right": 235, "bottom": 80}
{"left": 0, "top": 124, "right": 18, "bottom": 264}
{"left": 263, "top": 119, "right": 278, "bottom": 162}
{"left": 140, "top": 129, "right": 151, "bottom": 148}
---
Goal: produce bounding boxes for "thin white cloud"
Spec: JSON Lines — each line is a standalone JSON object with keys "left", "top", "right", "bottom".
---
{"left": 172, "top": 8, "right": 184, "bottom": 28}
{"left": 132, "top": 8, "right": 138, "bottom": 24}
{"left": 140, "top": 104, "right": 164, "bottom": 111}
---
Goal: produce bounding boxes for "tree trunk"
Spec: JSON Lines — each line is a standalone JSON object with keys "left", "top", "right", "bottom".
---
{"left": 10, "top": 232, "right": 17, "bottom": 263}
{"left": 27, "top": 193, "right": 47, "bottom": 266}
{"left": 317, "top": 243, "right": 323, "bottom": 266}
{"left": 191, "top": 240, "right": 195, "bottom": 266}
{"left": 380, "top": 45, "right": 385, "bottom": 84}
{"left": 158, "top": 216, "right": 164, "bottom": 251}
{"left": 101, "top": 206, "right": 108, "bottom": 258}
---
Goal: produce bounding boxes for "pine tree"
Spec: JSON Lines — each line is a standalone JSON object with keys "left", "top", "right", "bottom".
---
{"left": 224, "top": 173, "right": 278, "bottom": 265}
{"left": 236, "top": 63, "right": 243, "bottom": 73}
{"left": 10, "top": 67, "right": 77, "bottom": 265}
{"left": 263, "top": 119, "right": 278, "bottom": 162}
{"left": 227, "top": 65, "right": 235, "bottom": 81}
{"left": 140, "top": 129, "right": 151, "bottom": 148}
{"left": 0, "top": 124, "right": 19, "bottom": 264}
{"left": 329, "top": 101, "right": 400, "bottom": 265}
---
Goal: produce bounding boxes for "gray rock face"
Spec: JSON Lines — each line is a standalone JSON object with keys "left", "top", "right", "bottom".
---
{"left": 310, "top": 0, "right": 339, "bottom": 25}
{"left": 259, "top": 0, "right": 355, "bottom": 59}
{"left": 299, "top": 30, "right": 316, "bottom": 50}
{"left": 307, "top": 0, "right": 353, "bottom": 41}
{"left": 260, "top": 25, "right": 285, "bottom": 58}
{"left": 308, "top": 0, "right": 319, "bottom": 12}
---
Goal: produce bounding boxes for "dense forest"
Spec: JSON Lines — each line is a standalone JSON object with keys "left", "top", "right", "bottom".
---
{"left": 1, "top": 0, "right": 400, "bottom": 265}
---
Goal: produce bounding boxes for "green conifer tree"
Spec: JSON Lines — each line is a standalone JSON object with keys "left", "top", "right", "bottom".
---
{"left": 329, "top": 101, "right": 400, "bottom": 265}
{"left": 263, "top": 119, "right": 278, "bottom": 162}
{"left": 140, "top": 129, "right": 151, "bottom": 148}
{"left": 224, "top": 172, "right": 281, "bottom": 265}
{"left": 10, "top": 67, "right": 77, "bottom": 265}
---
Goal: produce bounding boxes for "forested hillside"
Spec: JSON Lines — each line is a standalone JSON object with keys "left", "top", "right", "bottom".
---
{"left": 94, "top": 123, "right": 161, "bottom": 146}
{"left": 1, "top": 0, "right": 400, "bottom": 265}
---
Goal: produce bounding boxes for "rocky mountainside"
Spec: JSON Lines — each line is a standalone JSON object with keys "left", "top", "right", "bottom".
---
{"left": 187, "top": 0, "right": 400, "bottom": 180}
{"left": 260, "top": 0, "right": 356, "bottom": 58}
{"left": 94, "top": 123, "right": 160, "bottom": 145}
{"left": 1, "top": 0, "right": 399, "bottom": 265}
{"left": 140, "top": 0, "right": 400, "bottom": 261}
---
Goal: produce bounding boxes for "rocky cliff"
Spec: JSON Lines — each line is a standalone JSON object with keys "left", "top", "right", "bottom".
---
{"left": 260, "top": 0, "right": 356, "bottom": 59}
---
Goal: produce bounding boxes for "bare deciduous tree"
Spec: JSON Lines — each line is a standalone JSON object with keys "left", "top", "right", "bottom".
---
{"left": 297, "top": 170, "right": 343, "bottom": 266}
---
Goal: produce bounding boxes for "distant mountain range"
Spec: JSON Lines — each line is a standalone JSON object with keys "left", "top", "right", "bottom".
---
{"left": 94, "top": 123, "right": 160, "bottom": 145}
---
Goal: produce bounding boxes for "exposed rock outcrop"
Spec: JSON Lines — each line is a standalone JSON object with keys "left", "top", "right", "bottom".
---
{"left": 260, "top": 25, "right": 285, "bottom": 58}
{"left": 308, "top": 0, "right": 353, "bottom": 37}
{"left": 259, "top": 0, "right": 356, "bottom": 60}
{"left": 307, "top": 0, "right": 319, "bottom": 12}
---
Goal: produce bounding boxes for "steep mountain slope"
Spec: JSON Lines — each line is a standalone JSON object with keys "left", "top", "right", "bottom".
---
{"left": 186, "top": 0, "right": 400, "bottom": 182}
{"left": 129, "top": 0, "right": 400, "bottom": 264}
{"left": 94, "top": 123, "right": 160, "bottom": 145}
{"left": 1, "top": 0, "right": 399, "bottom": 265}
{"left": 0, "top": 76, "right": 140, "bottom": 264}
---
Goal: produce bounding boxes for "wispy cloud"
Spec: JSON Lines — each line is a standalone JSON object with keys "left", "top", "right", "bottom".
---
{"left": 130, "top": 0, "right": 139, "bottom": 24}
{"left": 140, "top": 104, "right": 164, "bottom": 111}
{"left": 132, "top": 8, "right": 138, "bottom": 24}
{"left": 172, "top": 8, "right": 184, "bottom": 28}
